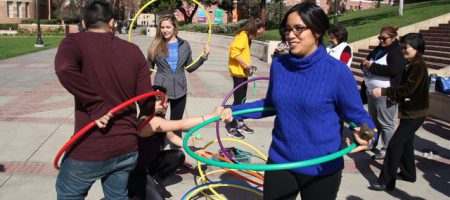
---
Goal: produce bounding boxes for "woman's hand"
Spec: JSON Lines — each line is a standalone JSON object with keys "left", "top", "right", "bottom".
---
{"left": 220, "top": 108, "right": 233, "bottom": 123}
{"left": 372, "top": 88, "right": 382, "bottom": 97}
{"left": 203, "top": 44, "right": 210, "bottom": 56}
{"left": 213, "top": 107, "right": 224, "bottom": 116}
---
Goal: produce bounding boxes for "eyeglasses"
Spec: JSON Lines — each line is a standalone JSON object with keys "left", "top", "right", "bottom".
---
{"left": 283, "top": 26, "right": 309, "bottom": 36}
{"left": 378, "top": 36, "right": 392, "bottom": 42}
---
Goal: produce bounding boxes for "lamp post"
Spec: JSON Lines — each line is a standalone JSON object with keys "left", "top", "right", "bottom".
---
{"left": 35, "top": 0, "right": 44, "bottom": 47}
{"left": 334, "top": 0, "right": 339, "bottom": 25}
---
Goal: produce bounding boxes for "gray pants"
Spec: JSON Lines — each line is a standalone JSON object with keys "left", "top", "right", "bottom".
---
{"left": 367, "top": 93, "right": 397, "bottom": 153}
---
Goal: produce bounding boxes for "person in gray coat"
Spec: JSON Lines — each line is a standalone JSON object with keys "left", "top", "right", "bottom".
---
{"left": 147, "top": 14, "right": 210, "bottom": 149}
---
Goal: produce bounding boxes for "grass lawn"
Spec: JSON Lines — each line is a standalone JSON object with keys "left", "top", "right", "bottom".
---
{"left": 259, "top": 0, "right": 450, "bottom": 42}
{"left": 0, "top": 36, "right": 64, "bottom": 60}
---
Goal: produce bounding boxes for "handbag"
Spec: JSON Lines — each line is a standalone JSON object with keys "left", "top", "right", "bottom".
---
{"left": 436, "top": 76, "right": 450, "bottom": 94}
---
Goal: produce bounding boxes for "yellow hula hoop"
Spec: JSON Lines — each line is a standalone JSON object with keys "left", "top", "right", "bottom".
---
{"left": 185, "top": 183, "right": 263, "bottom": 200}
{"left": 196, "top": 138, "right": 266, "bottom": 199}
{"left": 128, "top": 0, "right": 212, "bottom": 72}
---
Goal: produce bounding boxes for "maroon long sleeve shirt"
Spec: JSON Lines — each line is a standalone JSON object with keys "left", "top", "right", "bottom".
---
{"left": 55, "top": 32, "right": 154, "bottom": 161}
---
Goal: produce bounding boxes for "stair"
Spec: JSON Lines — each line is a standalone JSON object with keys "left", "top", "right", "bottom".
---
{"left": 351, "top": 21, "right": 450, "bottom": 85}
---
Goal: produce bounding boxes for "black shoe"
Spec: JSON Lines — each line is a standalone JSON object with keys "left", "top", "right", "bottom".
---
{"left": 237, "top": 124, "right": 254, "bottom": 134}
{"left": 371, "top": 152, "right": 385, "bottom": 160}
{"left": 154, "top": 180, "right": 173, "bottom": 200}
{"left": 226, "top": 128, "right": 245, "bottom": 139}
{"left": 370, "top": 182, "right": 394, "bottom": 191}
{"left": 396, "top": 173, "right": 415, "bottom": 182}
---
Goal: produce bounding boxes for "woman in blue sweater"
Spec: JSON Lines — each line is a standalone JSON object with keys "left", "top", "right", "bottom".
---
{"left": 220, "top": 3, "right": 375, "bottom": 200}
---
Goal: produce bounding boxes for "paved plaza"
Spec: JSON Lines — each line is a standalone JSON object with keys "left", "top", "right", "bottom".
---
{"left": 0, "top": 34, "right": 449, "bottom": 199}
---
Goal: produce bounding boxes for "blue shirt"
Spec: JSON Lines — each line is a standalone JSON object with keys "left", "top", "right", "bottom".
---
{"left": 166, "top": 41, "right": 179, "bottom": 73}
{"left": 233, "top": 46, "right": 375, "bottom": 176}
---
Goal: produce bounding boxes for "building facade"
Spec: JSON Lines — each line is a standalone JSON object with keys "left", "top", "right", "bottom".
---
{"left": 0, "top": 0, "right": 52, "bottom": 24}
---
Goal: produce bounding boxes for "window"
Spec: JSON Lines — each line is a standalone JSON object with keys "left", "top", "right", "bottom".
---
{"left": 7, "top": 1, "right": 13, "bottom": 18}
{"left": 17, "top": 2, "right": 23, "bottom": 18}
{"left": 25, "top": 2, "right": 29, "bottom": 18}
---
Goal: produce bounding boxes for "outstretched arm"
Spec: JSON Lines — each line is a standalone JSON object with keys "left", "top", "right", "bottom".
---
{"left": 139, "top": 107, "right": 223, "bottom": 137}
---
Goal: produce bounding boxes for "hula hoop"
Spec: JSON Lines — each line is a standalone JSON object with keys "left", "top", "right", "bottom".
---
{"left": 215, "top": 77, "right": 270, "bottom": 163}
{"left": 181, "top": 181, "right": 263, "bottom": 200}
{"left": 184, "top": 107, "right": 358, "bottom": 171}
{"left": 128, "top": 0, "right": 212, "bottom": 71}
{"left": 53, "top": 91, "right": 166, "bottom": 169}
{"left": 195, "top": 138, "right": 266, "bottom": 199}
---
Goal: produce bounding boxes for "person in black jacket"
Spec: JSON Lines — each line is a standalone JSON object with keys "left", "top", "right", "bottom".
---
{"left": 370, "top": 33, "right": 429, "bottom": 191}
{"left": 361, "top": 26, "right": 407, "bottom": 160}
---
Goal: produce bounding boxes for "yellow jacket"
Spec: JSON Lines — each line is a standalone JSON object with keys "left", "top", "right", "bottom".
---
{"left": 228, "top": 31, "right": 251, "bottom": 78}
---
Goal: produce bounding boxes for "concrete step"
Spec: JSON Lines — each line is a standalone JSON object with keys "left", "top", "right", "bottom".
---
{"left": 420, "top": 29, "right": 450, "bottom": 34}
{"left": 423, "top": 36, "right": 450, "bottom": 42}
{"left": 425, "top": 40, "right": 450, "bottom": 47}
{"left": 421, "top": 32, "right": 450, "bottom": 37}
{"left": 425, "top": 49, "right": 450, "bottom": 58}
{"left": 425, "top": 60, "right": 448, "bottom": 70}
{"left": 354, "top": 52, "right": 369, "bottom": 58}
{"left": 423, "top": 54, "right": 450, "bottom": 65}
{"left": 429, "top": 26, "right": 450, "bottom": 31}
{"left": 359, "top": 49, "right": 372, "bottom": 54}
{"left": 350, "top": 65, "right": 364, "bottom": 77}
{"left": 427, "top": 45, "right": 450, "bottom": 52}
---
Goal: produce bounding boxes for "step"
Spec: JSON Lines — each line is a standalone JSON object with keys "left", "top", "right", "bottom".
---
{"left": 423, "top": 36, "right": 450, "bottom": 42}
{"left": 423, "top": 54, "right": 450, "bottom": 65}
{"left": 425, "top": 40, "right": 450, "bottom": 47}
{"left": 421, "top": 32, "right": 450, "bottom": 37}
{"left": 429, "top": 26, "right": 450, "bottom": 31}
{"left": 425, "top": 61, "right": 448, "bottom": 70}
{"left": 427, "top": 45, "right": 450, "bottom": 52}
{"left": 354, "top": 52, "right": 369, "bottom": 58}
{"left": 425, "top": 50, "right": 450, "bottom": 58}
{"left": 359, "top": 49, "right": 372, "bottom": 54}
{"left": 350, "top": 66, "right": 363, "bottom": 77}
{"left": 420, "top": 29, "right": 450, "bottom": 34}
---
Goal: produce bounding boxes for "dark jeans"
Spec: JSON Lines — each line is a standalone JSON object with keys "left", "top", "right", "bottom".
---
{"left": 168, "top": 95, "right": 187, "bottom": 148}
{"left": 56, "top": 151, "right": 138, "bottom": 200}
{"left": 229, "top": 76, "right": 248, "bottom": 127}
{"left": 263, "top": 159, "right": 342, "bottom": 200}
{"left": 378, "top": 117, "right": 425, "bottom": 189}
{"left": 128, "top": 149, "right": 185, "bottom": 199}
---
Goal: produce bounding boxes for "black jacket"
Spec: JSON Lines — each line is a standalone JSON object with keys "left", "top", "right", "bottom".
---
{"left": 367, "top": 40, "right": 407, "bottom": 106}
{"left": 382, "top": 55, "right": 429, "bottom": 118}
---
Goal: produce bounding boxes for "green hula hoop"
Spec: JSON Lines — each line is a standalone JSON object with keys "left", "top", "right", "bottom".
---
{"left": 183, "top": 107, "right": 357, "bottom": 171}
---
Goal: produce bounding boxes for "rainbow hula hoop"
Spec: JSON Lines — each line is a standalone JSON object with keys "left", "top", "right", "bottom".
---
{"left": 128, "top": 0, "right": 212, "bottom": 71}
{"left": 215, "top": 77, "right": 270, "bottom": 162}
{"left": 53, "top": 91, "right": 166, "bottom": 169}
{"left": 183, "top": 107, "right": 358, "bottom": 171}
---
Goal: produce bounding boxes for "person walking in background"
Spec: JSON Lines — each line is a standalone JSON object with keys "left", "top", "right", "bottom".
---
{"left": 220, "top": 3, "right": 375, "bottom": 199}
{"left": 147, "top": 14, "right": 210, "bottom": 149}
{"left": 370, "top": 33, "right": 429, "bottom": 191}
{"left": 54, "top": 1, "right": 155, "bottom": 199}
{"left": 326, "top": 24, "right": 353, "bottom": 68}
{"left": 225, "top": 17, "right": 265, "bottom": 139}
{"left": 361, "top": 26, "right": 407, "bottom": 160}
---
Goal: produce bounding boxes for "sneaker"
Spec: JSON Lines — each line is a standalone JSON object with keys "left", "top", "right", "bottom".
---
{"left": 237, "top": 124, "right": 254, "bottom": 134}
{"left": 371, "top": 152, "right": 385, "bottom": 160}
{"left": 154, "top": 179, "right": 173, "bottom": 200}
{"left": 226, "top": 128, "right": 245, "bottom": 139}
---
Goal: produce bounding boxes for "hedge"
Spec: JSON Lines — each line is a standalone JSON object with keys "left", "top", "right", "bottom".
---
{"left": 0, "top": 24, "right": 18, "bottom": 30}
{"left": 21, "top": 19, "right": 59, "bottom": 24}
{"left": 180, "top": 20, "right": 248, "bottom": 34}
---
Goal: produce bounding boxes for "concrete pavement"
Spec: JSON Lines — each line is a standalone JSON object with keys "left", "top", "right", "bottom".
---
{"left": 0, "top": 34, "right": 449, "bottom": 200}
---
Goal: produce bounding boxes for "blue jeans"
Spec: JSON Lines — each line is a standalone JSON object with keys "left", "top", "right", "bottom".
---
{"left": 56, "top": 151, "right": 138, "bottom": 200}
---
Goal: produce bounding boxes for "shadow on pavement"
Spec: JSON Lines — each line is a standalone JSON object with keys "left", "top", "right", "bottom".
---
{"left": 0, "top": 164, "right": 4, "bottom": 172}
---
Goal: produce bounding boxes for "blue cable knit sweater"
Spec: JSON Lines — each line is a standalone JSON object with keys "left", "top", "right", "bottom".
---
{"left": 233, "top": 46, "right": 375, "bottom": 176}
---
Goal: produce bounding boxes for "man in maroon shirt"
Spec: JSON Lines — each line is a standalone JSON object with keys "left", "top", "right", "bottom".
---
{"left": 54, "top": 1, "right": 154, "bottom": 199}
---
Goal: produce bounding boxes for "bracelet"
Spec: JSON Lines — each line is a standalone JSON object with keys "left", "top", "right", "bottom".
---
{"left": 201, "top": 115, "right": 205, "bottom": 122}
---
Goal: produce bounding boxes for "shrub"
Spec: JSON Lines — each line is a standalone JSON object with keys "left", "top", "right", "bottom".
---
{"left": 21, "top": 19, "right": 59, "bottom": 24}
{"left": 17, "top": 26, "right": 65, "bottom": 36}
{"left": 0, "top": 24, "right": 18, "bottom": 30}
{"left": 180, "top": 20, "right": 248, "bottom": 34}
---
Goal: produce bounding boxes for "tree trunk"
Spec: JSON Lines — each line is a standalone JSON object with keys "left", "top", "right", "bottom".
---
{"left": 398, "top": 0, "right": 404, "bottom": 16}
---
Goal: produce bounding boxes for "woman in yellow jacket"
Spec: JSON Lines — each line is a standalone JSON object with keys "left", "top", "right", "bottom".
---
{"left": 226, "top": 17, "right": 265, "bottom": 139}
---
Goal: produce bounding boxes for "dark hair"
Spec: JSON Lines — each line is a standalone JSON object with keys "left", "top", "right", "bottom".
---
{"left": 380, "top": 26, "right": 398, "bottom": 38}
{"left": 279, "top": 2, "right": 329, "bottom": 46}
{"left": 83, "top": 0, "right": 114, "bottom": 29}
{"left": 400, "top": 33, "right": 426, "bottom": 54}
{"left": 328, "top": 24, "right": 348, "bottom": 43}
{"left": 152, "top": 85, "right": 167, "bottom": 94}
{"left": 237, "top": 17, "right": 265, "bottom": 40}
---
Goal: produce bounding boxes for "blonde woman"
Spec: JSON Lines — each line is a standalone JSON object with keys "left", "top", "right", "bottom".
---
{"left": 147, "top": 14, "right": 210, "bottom": 146}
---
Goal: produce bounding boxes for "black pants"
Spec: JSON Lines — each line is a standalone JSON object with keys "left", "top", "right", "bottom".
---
{"left": 168, "top": 95, "right": 187, "bottom": 148}
{"left": 263, "top": 159, "right": 342, "bottom": 200}
{"left": 378, "top": 117, "right": 425, "bottom": 189}
{"left": 229, "top": 76, "right": 248, "bottom": 127}
{"left": 128, "top": 149, "right": 185, "bottom": 199}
